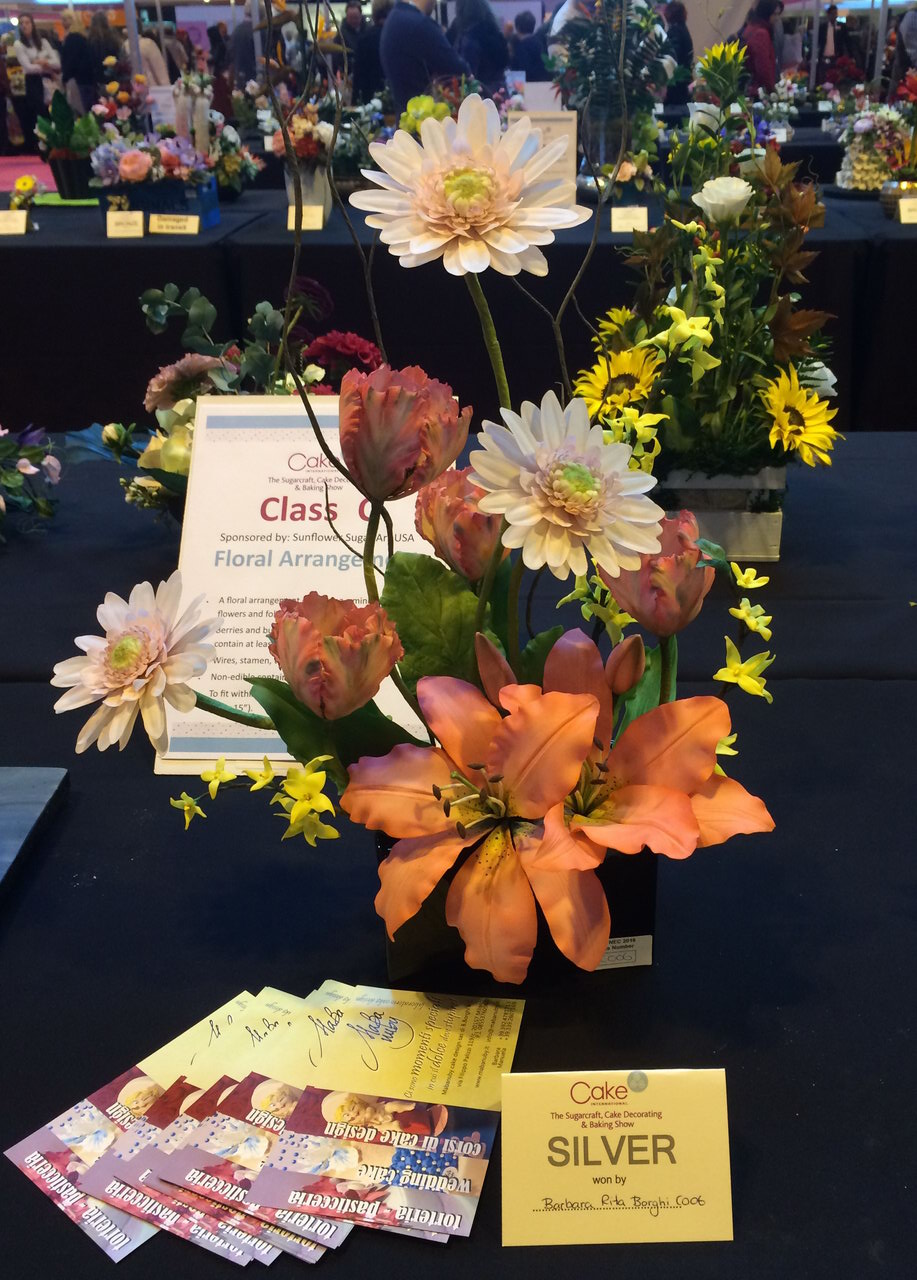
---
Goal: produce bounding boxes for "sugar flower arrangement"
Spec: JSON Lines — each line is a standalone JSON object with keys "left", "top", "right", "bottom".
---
{"left": 90, "top": 133, "right": 212, "bottom": 187}
{"left": 55, "top": 85, "right": 782, "bottom": 984}
{"left": 837, "top": 105, "right": 915, "bottom": 191}
{"left": 1, "top": 424, "right": 61, "bottom": 539}
{"left": 575, "top": 41, "right": 841, "bottom": 479}
{"left": 209, "top": 120, "right": 264, "bottom": 192}
{"left": 271, "top": 102, "right": 336, "bottom": 166}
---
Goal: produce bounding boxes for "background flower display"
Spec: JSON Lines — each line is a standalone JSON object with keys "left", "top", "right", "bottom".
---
{"left": 574, "top": 42, "right": 840, "bottom": 498}
{"left": 54, "top": 77, "right": 788, "bottom": 986}
{"left": 1, "top": 425, "right": 61, "bottom": 540}
{"left": 81, "top": 278, "right": 380, "bottom": 512}
{"left": 208, "top": 119, "right": 263, "bottom": 194}
{"left": 836, "top": 105, "right": 913, "bottom": 191}
{"left": 551, "top": 1, "right": 673, "bottom": 178}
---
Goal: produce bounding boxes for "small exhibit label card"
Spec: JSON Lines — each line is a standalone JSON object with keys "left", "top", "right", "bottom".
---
{"left": 106, "top": 210, "right": 144, "bottom": 238}
{"left": 0, "top": 210, "right": 28, "bottom": 235}
{"left": 287, "top": 204, "right": 326, "bottom": 231}
{"left": 149, "top": 213, "right": 200, "bottom": 235}
{"left": 502, "top": 1069, "right": 732, "bottom": 1245}
{"left": 897, "top": 198, "right": 917, "bottom": 224}
{"left": 611, "top": 206, "right": 649, "bottom": 234}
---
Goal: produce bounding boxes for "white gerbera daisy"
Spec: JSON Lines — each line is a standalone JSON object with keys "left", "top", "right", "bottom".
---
{"left": 349, "top": 93, "right": 591, "bottom": 276}
{"left": 51, "top": 570, "right": 218, "bottom": 754}
{"left": 469, "top": 392, "right": 664, "bottom": 580}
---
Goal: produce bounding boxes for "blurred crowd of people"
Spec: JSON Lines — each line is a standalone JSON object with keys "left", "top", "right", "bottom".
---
{"left": 5, "top": 1, "right": 917, "bottom": 157}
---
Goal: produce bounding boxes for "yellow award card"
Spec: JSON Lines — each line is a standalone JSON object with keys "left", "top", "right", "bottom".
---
{"left": 502, "top": 1069, "right": 733, "bottom": 1245}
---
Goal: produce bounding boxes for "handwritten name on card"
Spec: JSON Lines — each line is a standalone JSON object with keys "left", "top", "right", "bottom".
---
{"left": 149, "top": 213, "right": 200, "bottom": 236}
{"left": 106, "top": 210, "right": 144, "bottom": 238}
{"left": 502, "top": 1069, "right": 733, "bottom": 1245}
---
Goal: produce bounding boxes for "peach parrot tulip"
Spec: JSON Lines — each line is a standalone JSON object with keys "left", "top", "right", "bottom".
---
{"left": 339, "top": 365, "right": 472, "bottom": 502}
{"left": 341, "top": 675, "right": 609, "bottom": 983}
{"left": 269, "top": 593, "right": 403, "bottom": 720}
{"left": 600, "top": 510, "right": 715, "bottom": 637}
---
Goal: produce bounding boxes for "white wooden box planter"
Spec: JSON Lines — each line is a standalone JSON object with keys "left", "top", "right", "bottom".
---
{"left": 657, "top": 467, "right": 787, "bottom": 562}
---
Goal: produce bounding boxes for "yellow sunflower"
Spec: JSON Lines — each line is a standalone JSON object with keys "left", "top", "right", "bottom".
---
{"left": 597, "top": 306, "right": 636, "bottom": 341}
{"left": 574, "top": 347, "right": 663, "bottom": 419}
{"left": 760, "top": 366, "right": 841, "bottom": 467}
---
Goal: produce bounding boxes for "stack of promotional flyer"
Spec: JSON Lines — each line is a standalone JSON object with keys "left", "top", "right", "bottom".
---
{"left": 5, "top": 982, "right": 524, "bottom": 1264}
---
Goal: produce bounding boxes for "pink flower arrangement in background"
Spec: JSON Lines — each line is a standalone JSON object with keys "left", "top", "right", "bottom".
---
{"left": 144, "top": 354, "right": 228, "bottom": 413}
{"left": 269, "top": 593, "right": 403, "bottom": 720}
{"left": 339, "top": 365, "right": 472, "bottom": 502}
{"left": 118, "top": 149, "right": 153, "bottom": 183}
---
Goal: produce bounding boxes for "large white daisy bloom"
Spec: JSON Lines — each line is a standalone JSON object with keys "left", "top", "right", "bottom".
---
{"left": 469, "top": 392, "right": 664, "bottom": 580}
{"left": 349, "top": 93, "right": 591, "bottom": 276}
{"left": 51, "top": 570, "right": 218, "bottom": 754}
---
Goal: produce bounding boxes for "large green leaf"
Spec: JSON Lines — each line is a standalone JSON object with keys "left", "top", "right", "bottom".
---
{"left": 518, "top": 626, "right": 564, "bottom": 686}
{"left": 248, "top": 677, "right": 422, "bottom": 790}
{"left": 615, "top": 638, "right": 678, "bottom": 737}
{"left": 381, "top": 553, "right": 480, "bottom": 691}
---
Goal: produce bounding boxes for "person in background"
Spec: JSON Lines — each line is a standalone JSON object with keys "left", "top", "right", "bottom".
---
{"left": 380, "top": 0, "right": 470, "bottom": 113}
{"left": 888, "top": 7, "right": 917, "bottom": 98}
{"left": 60, "top": 12, "right": 96, "bottom": 112}
{"left": 771, "top": 0, "right": 785, "bottom": 72}
{"left": 509, "top": 10, "right": 550, "bottom": 81}
{"left": 162, "top": 23, "right": 189, "bottom": 80}
{"left": 87, "top": 11, "right": 121, "bottom": 81}
{"left": 741, "top": 0, "right": 779, "bottom": 93}
{"left": 818, "top": 4, "right": 847, "bottom": 74}
{"left": 341, "top": 1, "right": 368, "bottom": 70}
{"left": 13, "top": 12, "right": 59, "bottom": 151}
{"left": 448, "top": 0, "right": 508, "bottom": 97}
{"left": 209, "top": 22, "right": 231, "bottom": 77}
{"left": 230, "top": 2, "right": 257, "bottom": 88}
{"left": 132, "top": 27, "right": 170, "bottom": 86}
{"left": 354, "top": 0, "right": 392, "bottom": 103}
{"left": 663, "top": 1, "right": 692, "bottom": 105}
{"left": 780, "top": 17, "right": 802, "bottom": 71}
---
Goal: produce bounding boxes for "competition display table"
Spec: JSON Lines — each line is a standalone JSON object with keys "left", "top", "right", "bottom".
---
{"left": 0, "top": 436, "right": 914, "bottom": 1277}
{"left": 0, "top": 192, "right": 910, "bottom": 434}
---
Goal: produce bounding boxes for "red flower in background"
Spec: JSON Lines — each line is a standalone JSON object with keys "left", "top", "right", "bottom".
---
{"left": 304, "top": 330, "right": 382, "bottom": 388}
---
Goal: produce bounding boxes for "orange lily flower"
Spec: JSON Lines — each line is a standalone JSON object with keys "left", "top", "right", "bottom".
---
{"left": 477, "top": 629, "right": 773, "bottom": 858}
{"left": 341, "top": 675, "right": 608, "bottom": 984}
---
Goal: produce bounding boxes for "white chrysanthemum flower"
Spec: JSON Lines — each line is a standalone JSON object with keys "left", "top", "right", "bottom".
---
{"left": 349, "top": 93, "right": 591, "bottom": 276}
{"left": 51, "top": 570, "right": 218, "bottom": 754}
{"left": 469, "top": 391, "right": 664, "bottom": 580}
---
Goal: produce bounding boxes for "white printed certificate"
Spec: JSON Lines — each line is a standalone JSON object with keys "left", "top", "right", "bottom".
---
{"left": 157, "top": 396, "right": 428, "bottom": 773}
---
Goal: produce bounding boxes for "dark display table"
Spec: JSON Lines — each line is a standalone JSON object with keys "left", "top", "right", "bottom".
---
{"left": 0, "top": 190, "right": 911, "bottom": 436}
{"left": 0, "top": 436, "right": 914, "bottom": 1277}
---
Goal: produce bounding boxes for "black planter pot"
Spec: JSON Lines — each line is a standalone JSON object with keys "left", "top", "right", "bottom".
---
{"left": 375, "top": 835, "right": 657, "bottom": 996}
{"left": 49, "top": 154, "right": 92, "bottom": 199}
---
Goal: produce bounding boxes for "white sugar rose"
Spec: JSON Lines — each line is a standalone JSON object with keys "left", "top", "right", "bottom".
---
{"left": 691, "top": 176, "right": 754, "bottom": 223}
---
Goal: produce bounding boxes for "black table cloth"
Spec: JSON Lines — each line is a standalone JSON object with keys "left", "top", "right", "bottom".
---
{"left": 0, "top": 191, "right": 911, "bottom": 436}
{"left": 1, "top": 433, "right": 916, "bottom": 1277}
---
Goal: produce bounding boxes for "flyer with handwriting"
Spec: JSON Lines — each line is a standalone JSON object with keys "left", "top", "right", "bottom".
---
{"left": 502, "top": 1069, "right": 733, "bottom": 1246}
{"left": 254, "top": 980, "right": 524, "bottom": 1111}
{"left": 74, "top": 992, "right": 308, "bottom": 1261}
{"left": 3, "top": 991, "right": 254, "bottom": 1261}
{"left": 160, "top": 396, "right": 431, "bottom": 769}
